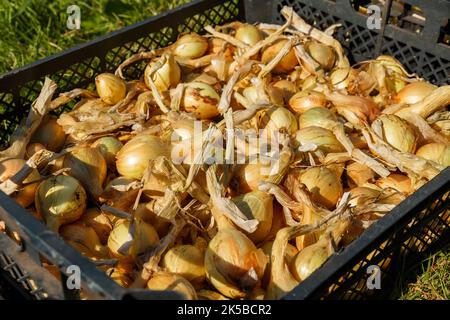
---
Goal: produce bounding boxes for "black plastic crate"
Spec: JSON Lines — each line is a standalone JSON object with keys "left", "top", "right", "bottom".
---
{"left": 0, "top": 0, "right": 449, "bottom": 300}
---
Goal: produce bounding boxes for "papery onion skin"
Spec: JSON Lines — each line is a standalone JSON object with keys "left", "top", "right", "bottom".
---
{"left": 376, "top": 173, "right": 413, "bottom": 194}
{"left": 294, "top": 126, "right": 345, "bottom": 154}
{"left": 289, "top": 90, "right": 327, "bottom": 114}
{"left": 235, "top": 24, "right": 263, "bottom": 46}
{"left": 234, "top": 163, "right": 267, "bottom": 194}
{"left": 298, "top": 107, "right": 337, "bottom": 130}
{"left": 0, "top": 158, "right": 40, "bottom": 208}
{"left": 416, "top": 143, "right": 450, "bottom": 167}
{"left": 60, "top": 222, "right": 109, "bottom": 257}
{"left": 145, "top": 54, "right": 181, "bottom": 92}
{"left": 205, "top": 228, "right": 268, "bottom": 299}
{"left": 299, "top": 166, "right": 343, "bottom": 210}
{"left": 173, "top": 33, "right": 208, "bottom": 59}
{"left": 162, "top": 244, "right": 206, "bottom": 286}
{"left": 35, "top": 175, "right": 87, "bottom": 232}
{"left": 346, "top": 161, "right": 375, "bottom": 188}
{"left": 95, "top": 73, "right": 127, "bottom": 105}
{"left": 233, "top": 190, "right": 273, "bottom": 243}
{"left": 261, "top": 39, "right": 298, "bottom": 74}
{"left": 92, "top": 136, "right": 123, "bottom": 167}
{"left": 182, "top": 82, "right": 220, "bottom": 119}
{"left": 395, "top": 81, "right": 436, "bottom": 105}
{"left": 374, "top": 114, "right": 418, "bottom": 153}
{"left": 30, "top": 117, "right": 66, "bottom": 152}
{"left": 63, "top": 146, "right": 107, "bottom": 198}
{"left": 147, "top": 272, "right": 197, "bottom": 300}
{"left": 81, "top": 208, "right": 113, "bottom": 244}
{"left": 116, "top": 134, "right": 170, "bottom": 180}
{"left": 273, "top": 80, "right": 298, "bottom": 103}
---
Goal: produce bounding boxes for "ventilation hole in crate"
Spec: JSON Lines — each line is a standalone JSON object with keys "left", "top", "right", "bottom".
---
{"left": 387, "top": 1, "right": 426, "bottom": 34}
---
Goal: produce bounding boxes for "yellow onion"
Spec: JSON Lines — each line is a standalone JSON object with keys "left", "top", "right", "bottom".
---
{"left": 376, "top": 173, "right": 413, "bottom": 194}
{"left": 289, "top": 90, "right": 327, "bottom": 114}
{"left": 260, "top": 240, "right": 297, "bottom": 288}
{"left": 205, "top": 228, "right": 268, "bottom": 299}
{"left": 272, "top": 80, "right": 298, "bottom": 103}
{"left": 30, "top": 117, "right": 66, "bottom": 152}
{"left": 299, "top": 167, "right": 343, "bottom": 210}
{"left": 290, "top": 237, "right": 330, "bottom": 282}
{"left": 376, "top": 55, "right": 408, "bottom": 91}
{"left": 95, "top": 73, "right": 127, "bottom": 105}
{"left": 26, "top": 143, "right": 45, "bottom": 158}
{"left": 395, "top": 81, "right": 436, "bottom": 105}
{"left": 80, "top": 208, "right": 113, "bottom": 244}
{"left": 261, "top": 39, "right": 298, "bottom": 73}
{"left": 373, "top": 114, "right": 417, "bottom": 153}
{"left": 305, "top": 41, "right": 336, "bottom": 71}
{"left": 233, "top": 190, "right": 273, "bottom": 243}
{"left": 134, "top": 202, "right": 171, "bottom": 237}
{"left": 173, "top": 33, "right": 208, "bottom": 59}
{"left": 181, "top": 82, "right": 220, "bottom": 119}
{"left": 298, "top": 107, "right": 337, "bottom": 130}
{"left": 106, "top": 263, "right": 133, "bottom": 287}
{"left": 260, "top": 106, "right": 298, "bottom": 134}
{"left": 235, "top": 24, "right": 263, "bottom": 46}
{"left": 35, "top": 175, "right": 87, "bottom": 232}
{"left": 301, "top": 75, "right": 318, "bottom": 91}
{"left": 162, "top": 244, "right": 205, "bottom": 286}
{"left": 294, "top": 126, "right": 345, "bottom": 154}
{"left": 145, "top": 54, "right": 181, "bottom": 92}
{"left": 63, "top": 146, "right": 107, "bottom": 197}
{"left": 330, "top": 68, "right": 350, "bottom": 90}
{"left": 0, "top": 158, "right": 40, "bottom": 208}
{"left": 60, "top": 222, "right": 108, "bottom": 257}
{"left": 197, "top": 289, "right": 229, "bottom": 300}
{"left": 116, "top": 134, "right": 170, "bottom": 180}
{"left": 92, "top": 136, "right": 123, "bottom": 167}
{"left": 234, "top": 160, "right": 285, "bottom": 194}
{"left": 147, "top": 272, "right": 197, "bottom": 300}
{"left": 346, "top": 161, "right": 375, "bottom": 188}
{"left": 107, "top": 219, "right": 159, "bottom": 261}
{"left": 416, "top": 143, "right": 450, "bottom": 167}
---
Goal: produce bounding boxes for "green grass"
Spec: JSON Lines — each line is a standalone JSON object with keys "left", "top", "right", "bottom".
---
{"left": 0, "top": 0, "right": 448, "bottom": 301}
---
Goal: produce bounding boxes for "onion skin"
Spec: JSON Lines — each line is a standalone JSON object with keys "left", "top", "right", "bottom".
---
{"left": 376, "top": 173, "right": 413, "bottom": 194}
{"left": 235, "top": 24, "right": 262, "bottom": 46}
{"left": 116, "top": 134, "right": 170, "bottom": 180}
{"left": 81, "top": 208, "right": 113, "bottom": 244}
{"left": 145, "top": 54, "right": 181, "bottom": 92}
{"left": 273, "top": 80, "right": 298, "bottom": 103}
{"left": 395, "top": 81, "right": 436, "bottom": 105}
{"left": 30, "top": 117, "right": 66, "bottom": 152}
{"left": 299, "top": 167, "right": 343, "bottom": 210}
{"left": 374, "top": 114, "right": 418, "bottom": 153}
{"left": 298, "top": 107, "right": 337, "bottom": 130}
{"left": 63, "top": 146, "right": 107, "bottom": 198}
{"left": 0, "top": 158, "right": 40, "bottom": 208}
{"left": 60, "top": 222, "right": 109, "bottom": 258}
{"left": 416, "top": 143, "right": 450, "bottom": 167}
{"left": 289, "top": 90, "right": 327, "bottom": 114}
{"left": 95, "top": 73, "right": 127, "bottom": 105}
{"left": 261, "top": 39, "right": 298, "bottom": 74}
{"left": 35, "top": 175, "right": 87, "bottom": 232}
{"left": 173, "top": 33, "right": 208, "bottom": 59}
{"left": 305, "top": 41, "right": 336, "bottom": 71}
{"left": 92, "top": 136, "right": 123, "bottom": 167}
{"left": 147, "top": 272, "right": 197, "bottom": 300}
{"left": 294, "top": 126, "right": 345, "bottom": 154}
{"left": 26, "top": 143, "right": 45, "bottom": 159}
{"left": 182, "top": 82, "right": 220, "bottom": 119}
{"left": 346, "top": 161, "right": 375, "bottom": 188}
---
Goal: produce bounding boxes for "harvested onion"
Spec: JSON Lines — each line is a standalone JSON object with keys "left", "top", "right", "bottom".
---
{"left": 235, "top": 24, "right": 263, "bottom": 46}
{"left": 147, "top": 272, "right": 197, "bottom": 300}
{"left": 261, "top": 39, "right": 298, "bottom": 73}
{"left": 145, "top": 54, "right": 181, "bottom": 92}
{"left": 305, "top": 41, "right": 336, "bottom": 71}
{"left": 260, "top": 106, "right": 298, "bottom": 135}
{"left": 30, "top": 117, "right": 66, "bottom": 152}
{"left": 95, "top": 73, "right": 127, "bottom": 105}
{"left": 294, "top": 126, "right": 345, "bottom": 154}
{"left": 298, "top": 107, "right": 337, "bottom": 130}
{"left": 173, "top": 33, "right": 208, "bottom": 59}
{"left": 395, "top": 81, "right": 436, "bottom": 105}
{"left": 373, "top": 114, "right": 417, "bottom": 153}
{"left": 60, "top": 222, "right": 108, "bottom": 258}
{"left": 92, "top": 136, "right": 123, "bottom": 167}
{"left": 181, "top": 82, "right": 220, "bottom": 119}
{"left": 416, "top": 143, "right": 450, "bottom": 167}
{"left": 80, "top": 208, "right": 113, "bottom": 244}
{"left": 162, "top": 244, "right": 205, "bottom": 286}
{"left": 289, "top": 90, "right": 327, "bottom": 114}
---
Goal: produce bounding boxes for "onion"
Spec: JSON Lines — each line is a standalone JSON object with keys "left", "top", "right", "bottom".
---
{"left": 290, "top": 237, "right": 329, "bottom": 282}
{"left": 376, "top": 173, "right": 413, "bottom": 194}
{"left": 260, "top": 240, "right": 297, "bottom": 288}
{"left": 298, "top": 107, "right": 337, "bottom": 130}
{"left": 30, "top": 117, "right": 66, "bottom": 152}
{"left": 116, "top": 134, "right": 170, "bottom": 180}
{"left": 205, "top": 228, "right": 268, "bottom": 299}
{"left": 162, "top": 244, "right": 205, "bottom": 287}
{"left": 346, "top": 161, "right": 375, "bottom": 188}
{"left": 305, "top": 41, "right": 336, "bottom": 71}
{"left": 272, "top": 80, "right": 298, "bottom": 103}
{"left": 145, "top": 54, "right": 181, "bottom": 92}
{"left": 95, "top": 73, "right": 127, "bottom": 105}
{"left": 92, "top": 136, "right": 123, "bottom": 167}
{"left": 234, "top": 161, "right": 284, "bottom": 194}
{"left": 60, "top": 222, "right": 108, "bottom": 257}
{"left": 329, "top": 68, "right": 350, "bottom": 90}
{"left": 0, "top": 158, "right": 40, "bottom": 208}
{"left": 63, "top": 146, "right": 107, "bottom": 197}
{"left": 106, "top": 263, "right": 132, "bottom": 287}
{"left": 373, "top": 114, "right": 418, "bottom": 153}
{"left": 289, "top": 90, "right": 327, "bottom": 114}
{"left": 173, "top": 33, "right": 208, "bottom": 59}
{"left": 147, "top": 272, "right": 197, "bottom": 300}
{"left": 181, "top": 82, "right": 220, "bottom": 119}
{"left": 233, "top": 190, "right": 273, "bottom": 243}
{"left": 395, "top": 81, "right": 436, "bottom": 105}
{"left": 107, "top": 219, "right": 159, "bottom": 261}
{"left": 260, "top": 106, "right": 298, "bottom": 135}
{"left": 35, "top": 175, "right": 87, "bottom": 232}
{"left": 415, "top": 143, "right": 450, "bottom": 167}
{"left": 294, "top": 126, "right": 345, "bottom": 154}
{"left": 235, "top": 24, "right": 262, "bottom": 46}
{"left": 299, "top": 166, "right": 343, "bottom": 210}
{"left": 80, "top": 208, "right": 113, "bottom": 244}
{"left": 261, "top": 39, "right": 298, "bottom": 73}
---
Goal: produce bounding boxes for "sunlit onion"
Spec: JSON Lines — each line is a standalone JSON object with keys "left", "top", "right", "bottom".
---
{"left": 173, "top": 33, "right": 208, "bottom": 59}
{"left": 261, "top": 39, "right": 298, "bottom": 74}
{"left": 92, "top": 136, "right": 123, "bottom": 167}
{"left": 30, "top": 117, "right": 66, "bottom": 152}
{"left": 181, "top": 82, "right": 220, "bottom": 119}
{"left": 289, "top": 90, "right": 327, "bottom": 114}
{"left": 95, "top": 73, "right": 127, "bottom": 105}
